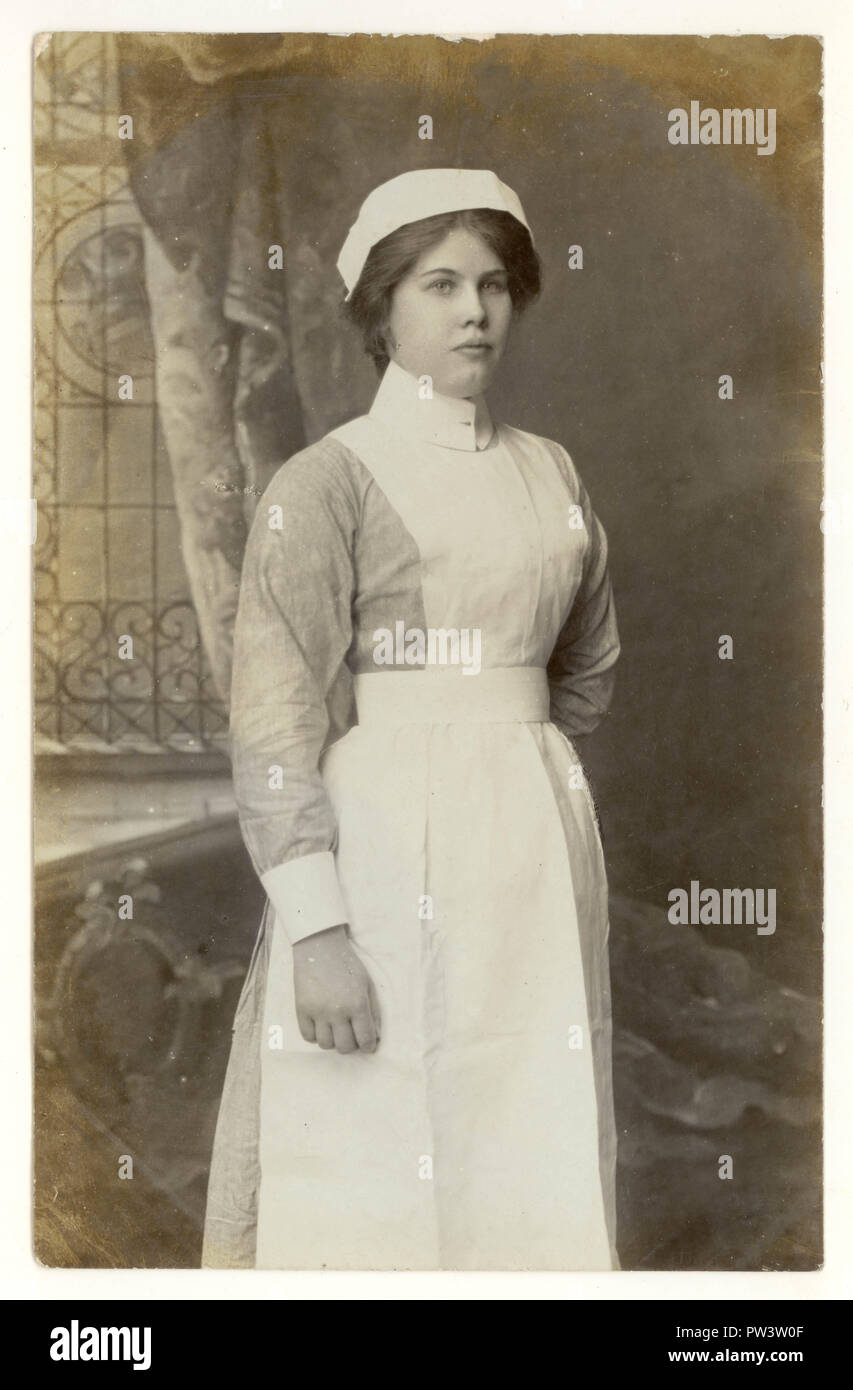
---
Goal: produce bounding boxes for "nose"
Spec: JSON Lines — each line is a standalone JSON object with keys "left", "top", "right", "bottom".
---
{"left": 458, "top": 282, "right": 489, "bottom": 326}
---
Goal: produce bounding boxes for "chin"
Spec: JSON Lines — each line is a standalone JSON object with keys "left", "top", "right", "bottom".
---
{"left": 444, "top": 358, "right": 496, "bottom": 397}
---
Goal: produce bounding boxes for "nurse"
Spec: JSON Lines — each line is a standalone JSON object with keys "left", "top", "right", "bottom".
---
{"left": 203, "top": 168, "right": 621, "bottom": 1271}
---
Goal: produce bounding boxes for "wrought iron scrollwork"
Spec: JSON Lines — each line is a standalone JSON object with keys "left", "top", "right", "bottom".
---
{"left": 35, "top": 600, "right": 228, "bottom": 751}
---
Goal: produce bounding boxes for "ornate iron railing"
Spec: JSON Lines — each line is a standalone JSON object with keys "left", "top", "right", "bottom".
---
{"left": 35, "top": 600, "right": 229, "bottom": 752}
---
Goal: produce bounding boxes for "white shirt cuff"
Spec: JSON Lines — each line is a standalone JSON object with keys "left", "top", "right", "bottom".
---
{"left": 260, "top": 851, "right": 349, "bottom": 945}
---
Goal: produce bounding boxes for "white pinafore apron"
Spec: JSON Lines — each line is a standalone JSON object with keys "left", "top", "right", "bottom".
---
{"left": 255, "top": 665, "right": 615, "bottom": 1270}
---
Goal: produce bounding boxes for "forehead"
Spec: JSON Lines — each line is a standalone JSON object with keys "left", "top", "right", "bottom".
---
{"left": 409, "top": 224, "right": 506, "bottom": 273}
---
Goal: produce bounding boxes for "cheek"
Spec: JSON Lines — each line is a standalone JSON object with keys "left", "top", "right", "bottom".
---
{"left": 388, "top": 291, "right": 413, "bottom": 338}
{"left": 495, "top": 297, "right": 514, "bottom": 334}
{"left": 393, "top": 297, "right": 445, "bottom": 349}
{"left": 389, "top": 293, "right": 415, "bottom": 331}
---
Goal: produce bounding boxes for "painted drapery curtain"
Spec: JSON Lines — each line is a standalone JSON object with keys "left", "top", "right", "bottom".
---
{"left": 117, "top": 33, "right": 417, "bottom": 700}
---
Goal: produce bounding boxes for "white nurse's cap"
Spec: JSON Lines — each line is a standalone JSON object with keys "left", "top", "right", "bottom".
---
{"left": 336, "top": 167, "right": 534, "bottom": 300}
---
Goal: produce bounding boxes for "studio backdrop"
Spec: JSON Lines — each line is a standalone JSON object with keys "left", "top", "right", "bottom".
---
{"left": 34, "top": 32, "right": 822, "bottom": 1269}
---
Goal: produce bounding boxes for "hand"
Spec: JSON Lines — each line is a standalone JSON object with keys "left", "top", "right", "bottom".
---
{"left": 292, "top": 924, "right": 381, "bottom": 1054}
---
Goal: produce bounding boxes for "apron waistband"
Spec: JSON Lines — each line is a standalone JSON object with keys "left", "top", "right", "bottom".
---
{"left": 353, "top": 667, "right": 551, "bottom": 725}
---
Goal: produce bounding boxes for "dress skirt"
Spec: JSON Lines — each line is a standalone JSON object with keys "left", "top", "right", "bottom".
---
{"left": 243, "top": 666, "right": 619, "bottom": 1270}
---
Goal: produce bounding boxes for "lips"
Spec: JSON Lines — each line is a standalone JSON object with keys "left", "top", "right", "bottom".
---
{"left": 454, "top": 342, "right": 491, "bottom": 350}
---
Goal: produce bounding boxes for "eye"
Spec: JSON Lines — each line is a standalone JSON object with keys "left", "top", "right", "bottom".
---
{"left": 482, "top": 277, "right": 508, "bottom": 293}
{"left": 427, "top": 279, "right": 454, "bottom": 293}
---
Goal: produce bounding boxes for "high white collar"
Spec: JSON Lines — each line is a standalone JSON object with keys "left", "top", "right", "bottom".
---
{"left": 368, "top": 358, "right": 495, "bottom": 452}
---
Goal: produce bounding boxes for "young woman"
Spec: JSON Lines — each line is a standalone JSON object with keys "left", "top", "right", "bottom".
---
{"left": 203, "top": 168, "right": 621, "bottom": 1271}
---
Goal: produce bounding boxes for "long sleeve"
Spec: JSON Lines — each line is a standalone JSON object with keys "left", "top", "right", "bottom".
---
{"left": 547, "top": 446, "right": 620, "bottom": 737}
{"left": 228, "top": 444, "right": 358, "bottom": 944}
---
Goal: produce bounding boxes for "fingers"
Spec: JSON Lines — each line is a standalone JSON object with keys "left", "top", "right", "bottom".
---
{"left": 367, "top": 977, "right": 382, "bottom": 1036}
{"left": 303, "top": 1012, "right": 379, "bottom": 1054}
{"left": 303, "top": 1015, "right": 374, "bottom": 1053}
{"left": 351, "top": 1007, "right": 378, "bottom": 1053}
{"left": 297, "top": 1010, "right": 316, "bottom": 1044}
{"left": 298, "top": 966, "right": 382, "bottom": 1054}
{"left": 292, "top": 938, "right": 382, "bottom": 1054}
{"left": 332, "top": 1021, "right": 359, "bottom": 1054}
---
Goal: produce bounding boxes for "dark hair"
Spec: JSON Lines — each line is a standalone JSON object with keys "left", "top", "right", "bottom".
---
{"left": 342, "top": 207, "right": 542, "bottom": 375}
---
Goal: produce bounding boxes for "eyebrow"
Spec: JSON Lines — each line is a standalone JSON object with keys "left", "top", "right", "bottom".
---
{"left": 417, "top": 265, "right": 508, "bottom": 279}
